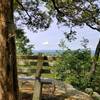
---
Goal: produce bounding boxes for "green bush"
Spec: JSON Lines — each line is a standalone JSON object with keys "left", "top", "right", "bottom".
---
{"left": 55, "top": 49, "right": 92, "bottom": 90}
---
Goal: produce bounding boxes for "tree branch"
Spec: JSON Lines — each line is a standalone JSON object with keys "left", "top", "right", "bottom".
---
{"left": 51, "top": 0, "right": 100, "bottom": 32}
{"left": 51, "top": 0, "right": 65, "bottom": 15}
{"left": 16, "top": 0, "right": 32, "bottom": 20}
{"left": 86, "top": 23, "right": 100, "bottom": 32}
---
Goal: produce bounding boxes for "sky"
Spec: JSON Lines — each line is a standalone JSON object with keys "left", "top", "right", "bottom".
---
{"left": 24, "top": 20, "right": 100, "bottom": 50}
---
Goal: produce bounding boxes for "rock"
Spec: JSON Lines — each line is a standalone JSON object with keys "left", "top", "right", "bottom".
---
{"left": 92, "top": 92, "right": 100, "bottom": 100}
{"left": 64, "top": 84, "right": 93, "bottom": 100}
{"left": 53, "top": 80, "right": 93, "bottom": 100}
{"left": 85, "top": 88, "right": 93, "bottom": 95}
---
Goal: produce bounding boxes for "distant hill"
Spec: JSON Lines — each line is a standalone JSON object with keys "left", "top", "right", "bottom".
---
{"left": 32, "top": 49, "right": 95, "bottom": 55}
{"left": 32, "top": 50, "right": 63, "bottom": 55}
{"left": 33, "top": 50, "right": 57, "bottom": 53}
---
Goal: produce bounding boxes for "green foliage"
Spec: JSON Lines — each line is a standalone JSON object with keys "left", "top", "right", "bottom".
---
{"left": 55, "top": 49, "right": 92, "bottom": 90}
{"left": 16, "top": 29, "right": 34, "bottom": 55}
{"left": 58, "top": 39, "right": 67, "bottom": 50}
{"left": 14, "top": 0, "right": 52, "bottom": 31}
{"left": 90, "top": 62, "right": 100, "bottom": 93}
{"left": 44, "top": 0, "right": 100, "bottom": 37}
{"left": 15, "top": 0, "right": 100, "bottom": 33}
{"left": 14, "top": 0, "right": 100, "bottom": 36}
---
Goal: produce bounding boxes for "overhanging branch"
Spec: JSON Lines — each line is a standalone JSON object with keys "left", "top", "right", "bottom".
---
{"left": 16, "top": 0, "right": 32, "bottom": 21}
{"left": 51, "top": 0, "right": 100, "bottom": 32}
{"left": 86, "top": 23, "right": 100, "bottom": 32}
{"left": 51, "top": 0, "right": 64, "bottom": 15}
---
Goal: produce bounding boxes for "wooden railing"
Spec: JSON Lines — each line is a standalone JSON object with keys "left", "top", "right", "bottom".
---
{"left": 17, "top": 53, "right": 57, "bottom": 100}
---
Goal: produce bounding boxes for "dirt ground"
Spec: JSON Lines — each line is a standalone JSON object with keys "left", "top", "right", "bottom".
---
{"left": 19, "top": 80, "right": 66, "bottom": 100}
{"left": 19, "top": 80, "right": 93, "bottom": 100}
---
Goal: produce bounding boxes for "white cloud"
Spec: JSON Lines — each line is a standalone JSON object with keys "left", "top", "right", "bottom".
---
{"left": 42, "top": 41, "right": 49, "bottom": 45}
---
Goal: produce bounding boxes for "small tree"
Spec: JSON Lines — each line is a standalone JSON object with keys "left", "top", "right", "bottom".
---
{"left": 55, "top": 49, "right": 92, "bottom": 90}
{"left": 16, "top": 29, "right": 34, "bottom": 55}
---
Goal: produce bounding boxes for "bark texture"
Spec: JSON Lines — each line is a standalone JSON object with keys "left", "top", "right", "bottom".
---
{"left": 91, "top": 39, "right": 100, "bottom": 73}
{"left": 0, "top": 0, "right": 18, "bottom": 100}
{"left": 90, "top": 39, "right": 100, "bottom": 82}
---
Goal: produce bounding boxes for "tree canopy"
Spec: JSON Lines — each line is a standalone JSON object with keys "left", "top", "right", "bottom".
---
{"left": 14, "top": 0, "right": 100, "bottom": 43}
{"left": 46, "top": 0, "right": 100, "bottom": 30}
{"left": 14, "top": 0, "right": 52, "bottom": 31}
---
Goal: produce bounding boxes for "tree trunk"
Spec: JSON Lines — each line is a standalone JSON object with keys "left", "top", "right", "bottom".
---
{"left": 0, "top": 0, "right": 18, "bottom": 100}
{"left": 8, "top": 36, "right": 19, "bottom": 100}
{"left": 90, "top": 39, "right": 100, "bottom": 81}
{"left": 33, "top": 53, "right": 43, "bottom": 100}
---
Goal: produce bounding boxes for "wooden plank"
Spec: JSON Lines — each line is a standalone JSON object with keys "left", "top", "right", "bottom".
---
{"left": 33, "top": 53, "right": 43, "bottom": 100}
{"left": 17, "top": 55, "right": 38, "bottom": 60}
{"left": 32, "top": 80, "right": 42, "bottom": 100}
{"left": 43, "top": 56, "right": 48, "bottom": 60}
{"left": 18, "top": 68, "right": 36, "bottom": 74}
{"left": 30, "top": 61, "right": 37, "bottom": 66}
{"left": 18, "top": 77, "right": 53, "bottom": 83}
{"left": 17, "top": 55, "right": 49, "bottom": 60}
{"left": 43, "top": 62, "right": 49, "bottom": 66}
{"left": 29, "top": 61, "right": 49, "bottom": 66}
{"left": 17, "top": 61, "right": 37, "bottom": 66}
{"left": 35, "top": 53, "right": 43, "bottom": 78}
{"left": 17, "top": 61, "right": 49, "bottom": 66}
{"left": 42, "top": 69, "right": 50, "bottom": 73}
{"left": 18, "top": 68, "right": 51, "bottom": 74}
{"left": 17, "top": 55, "right": 57, "bottom": 60}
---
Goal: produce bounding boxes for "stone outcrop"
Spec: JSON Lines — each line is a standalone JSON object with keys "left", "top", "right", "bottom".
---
{"left": 53, "top": 80, "right": 93, "bottom": 100}
{"left": 92, "top": 92, "right": 100, "bottom": 100}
